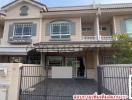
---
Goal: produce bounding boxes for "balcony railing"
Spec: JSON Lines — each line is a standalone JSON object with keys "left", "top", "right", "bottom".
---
{"left": 82, "top": 36, "right": 113, "bottom": 41}
{"left": 8, "top": 36, "right": 32, "bottom": 44}
{"left": 100, "top": 36, "right": 113, "bottom": 41}
{"left": 82, "top": 36, "right": 97, "bottom": 41}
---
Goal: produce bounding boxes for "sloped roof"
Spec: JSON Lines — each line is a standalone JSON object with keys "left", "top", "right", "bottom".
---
{"left": 1, "top": 0, "right": 48, "bottom": 11}
{"left": 98, "top": 3, "right": 132, "bottom": 9}
{"left": 1, "top": 0, "right": 16, "bottom": 9}
{"left": 1, "top": 0, "right": 132, "bottom": 12}
{"left": 48, "top": 3, "right": 132, "bottom": 12}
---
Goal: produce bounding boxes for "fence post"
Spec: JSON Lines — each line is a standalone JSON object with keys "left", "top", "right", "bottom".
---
{"left": 97, "top": 66, "right": 103, "bottom": 94}
{"left": 18, "top": 66, "right": 23, "bottom": 100}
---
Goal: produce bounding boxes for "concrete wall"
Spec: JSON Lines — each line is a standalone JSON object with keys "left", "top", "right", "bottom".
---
{"left": 85, "top": 50, "right": 98, "bottom": 80}
{"left": 0, "top": 63, "right": 22, "bottom": 100}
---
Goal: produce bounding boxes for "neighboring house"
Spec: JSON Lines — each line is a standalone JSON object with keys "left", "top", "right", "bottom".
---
{"left": 0, "top": 0, "right": 132, "bottom": 79}
{"left": 0, "top": 12, "right": 5, "bottom": 44}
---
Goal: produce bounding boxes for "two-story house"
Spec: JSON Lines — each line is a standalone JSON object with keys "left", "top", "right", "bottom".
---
{"left": 1, "top": 0, "right": 132, "bottom": 79}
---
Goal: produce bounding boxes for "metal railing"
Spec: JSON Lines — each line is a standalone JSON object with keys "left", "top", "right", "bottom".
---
{"left": 97, "top": 64, "right": 131, "bottom": 97}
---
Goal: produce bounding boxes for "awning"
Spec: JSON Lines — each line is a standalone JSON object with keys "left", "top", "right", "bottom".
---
{"left": 0, "top": 47, "right": 32, "bottom": 55}
{"left": 33, "top": 41, "right": 112, "bottom": 52}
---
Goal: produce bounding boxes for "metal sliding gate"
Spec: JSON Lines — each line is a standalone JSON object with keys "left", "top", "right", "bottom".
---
{"left": 97, "top": 64, "right": 131, "bottom": 96}
{"left": 19, "top": 65, "right": 73, "bottom": 100}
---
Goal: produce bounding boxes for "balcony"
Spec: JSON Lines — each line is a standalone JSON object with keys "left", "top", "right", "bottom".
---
{"left": 82, "top": 35, "right": 113, "bottom": 41}
{"left": 8, "top": 36, "right": 32, "bottom": 44}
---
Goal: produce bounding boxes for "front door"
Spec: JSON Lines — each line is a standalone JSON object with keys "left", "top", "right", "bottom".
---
{"left": 77, "top": 58, "right": 85, "bottom": 78}
{"left": 65, "top": 57, "right": 85, "bottom": 78}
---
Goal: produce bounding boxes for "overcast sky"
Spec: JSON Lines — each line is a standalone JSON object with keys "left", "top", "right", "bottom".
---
{"left": 0, "top": 0, "right": 132, "bottom": 8}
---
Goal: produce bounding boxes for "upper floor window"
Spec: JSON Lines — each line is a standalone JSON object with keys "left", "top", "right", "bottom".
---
{"left": 125, "top": 19, "right": 132, "bottom": 34}
{"left": 13, "top": 23, "right": 32, "bottom": 37}
{"left": 50, "top": 21, "right": 71, "bottom": 39}
{"left": 100, "top": 26, "right": 107, "bottom": 31}
{"left": 82, "top": 27, "right": 92, "bottom": 32}
{"left": 20, "top": 6, "right": 29, "bottom": 16}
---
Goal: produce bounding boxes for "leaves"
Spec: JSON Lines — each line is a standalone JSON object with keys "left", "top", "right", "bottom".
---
{"left": 112, "top": 33, "right": 132, "bottom": 64}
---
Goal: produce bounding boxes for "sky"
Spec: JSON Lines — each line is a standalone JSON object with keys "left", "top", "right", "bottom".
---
{"left": 0, "top": 0, "right": 132, "bottom": 8}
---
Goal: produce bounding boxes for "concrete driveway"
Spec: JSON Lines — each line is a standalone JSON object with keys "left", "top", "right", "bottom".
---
{"left": 20, "top": 79, "right": 98, "bottom": 100}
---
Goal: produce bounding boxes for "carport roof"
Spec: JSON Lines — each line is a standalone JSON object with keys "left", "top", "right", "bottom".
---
{"left": 33, "top": 41, "right": 112, "bottom": 52}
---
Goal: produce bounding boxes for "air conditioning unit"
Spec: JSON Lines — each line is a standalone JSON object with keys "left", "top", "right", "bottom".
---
{"left": 0, "top": 68, "right": 7, "bottom": 76}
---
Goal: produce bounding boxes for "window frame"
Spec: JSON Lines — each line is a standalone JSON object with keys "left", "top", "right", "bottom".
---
{"left": 46, "top": 56, "right": 64, "bottom": 66}
{"left": 50, "top": 21, "right": 71, "bottom": 39}
{"left": 125, "top": 19, "right": 132, "bottom": 34}
{"left": 20, "top": 6, "right": 29, "bottom": 16}
{"left": 103, "top": 56, "right": 117, "bottom": 64}
{"left": 13, "top": 23, "right": 33, "bottom": 37}
{"left": 99, "top": 26, "right": 107, "bottom": 31}
{"left": 82, "top": 27, "right": 92, "bottom": 32}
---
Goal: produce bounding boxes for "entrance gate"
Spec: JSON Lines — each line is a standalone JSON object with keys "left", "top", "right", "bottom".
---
{"left": 19, "top": 65, "right": 74, "bottom": 100}
{"left": 97, "top": 65, "right": 131, "bottom": 96}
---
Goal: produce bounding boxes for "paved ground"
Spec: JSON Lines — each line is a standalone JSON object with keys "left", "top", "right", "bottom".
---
{"left": 20, "top": 79, "right": 98, "bottom": 100}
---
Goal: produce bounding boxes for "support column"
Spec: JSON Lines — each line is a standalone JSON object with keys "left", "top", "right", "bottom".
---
{"left": 113, "top": 16, "right": 117, "bottom": 34}
{"left": 38, "top": 14, "right": 43, "bottom": 42}
{"left": 94, "top": 48, "right": 99, "bottom": 81}
{"left": 95, "top": 14, "right": 100, "bottom": 40}
{"left": 41, "top": 52, "right": 45, "bottom": 66}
